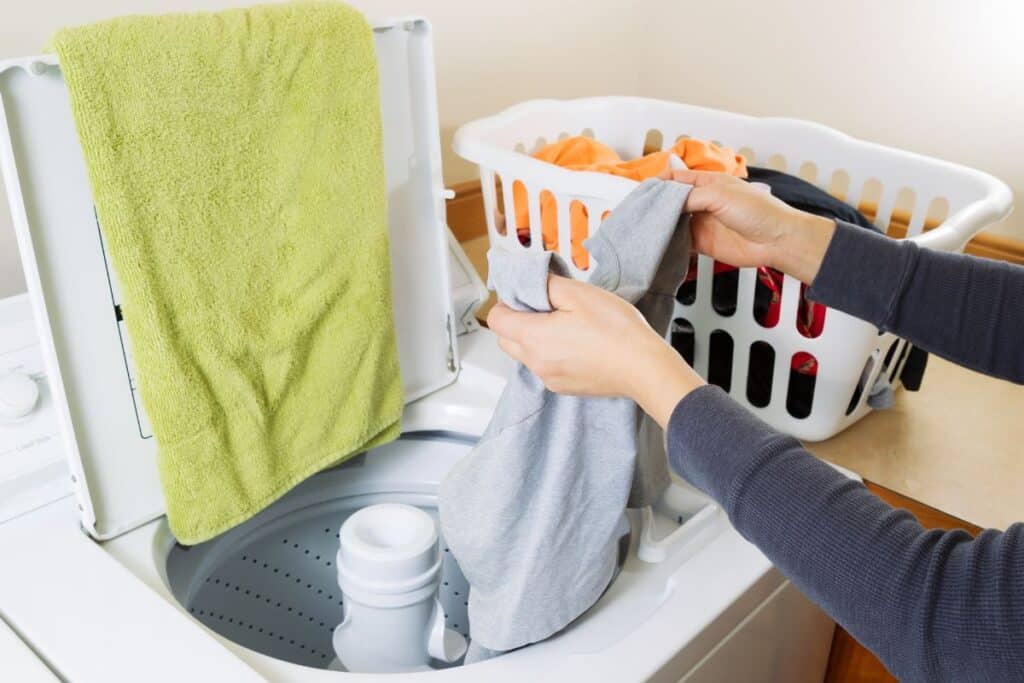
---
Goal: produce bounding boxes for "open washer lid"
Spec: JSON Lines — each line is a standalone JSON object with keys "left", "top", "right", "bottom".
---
{"left": 0, "top": 17, "right": 458, "bottom": 540}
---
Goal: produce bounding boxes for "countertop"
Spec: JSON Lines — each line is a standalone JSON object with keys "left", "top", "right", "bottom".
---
{"left": 460, "top": 235, "right": 1023, "bottom": 531}
{"left": 808, "top": 356, "right": 1022, "bottom": 530}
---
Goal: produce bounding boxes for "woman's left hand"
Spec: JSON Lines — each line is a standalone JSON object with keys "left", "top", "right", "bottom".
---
{"left": 486, "top": 274, "right": 705, "bottom": 428}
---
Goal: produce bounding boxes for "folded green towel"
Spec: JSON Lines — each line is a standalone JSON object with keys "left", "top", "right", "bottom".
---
{"left": 51, "top": 2, "right": 402, "bottom": 544}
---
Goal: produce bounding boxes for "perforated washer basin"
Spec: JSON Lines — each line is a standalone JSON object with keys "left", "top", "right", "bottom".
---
{"left": 164, "top": 435, "right": 475, "bottom": 670}
{"left": 162, "top": 433, "right": 675, "bottom": 673}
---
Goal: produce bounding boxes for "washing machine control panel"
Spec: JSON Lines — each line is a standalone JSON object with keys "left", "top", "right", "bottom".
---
{"left": 0, "top": 371, "right": 40, "bottom": 423}
{"left": 0, "top": 294, "right": 67, "bottom": 522}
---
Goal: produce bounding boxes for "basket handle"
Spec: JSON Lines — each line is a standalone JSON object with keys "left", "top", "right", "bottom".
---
{"left": 910, "top": 178, "right": 1013, "bottom": 252}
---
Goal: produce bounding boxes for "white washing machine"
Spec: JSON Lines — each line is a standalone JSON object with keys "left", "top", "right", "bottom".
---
{"left": 0, "top": 16, "right": 835, "bottom": 682}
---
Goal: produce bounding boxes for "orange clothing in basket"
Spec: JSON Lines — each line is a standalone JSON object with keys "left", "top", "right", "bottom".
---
{"left": 512, "top": 136, "right": 747, "bottom": 268}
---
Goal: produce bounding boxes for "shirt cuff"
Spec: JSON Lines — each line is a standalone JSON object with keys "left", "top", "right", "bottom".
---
{"left": 665, "top": 384, "right": 797, "bottom": 515}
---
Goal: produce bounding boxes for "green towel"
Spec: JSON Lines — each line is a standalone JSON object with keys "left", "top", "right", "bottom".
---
{"left": 51, "top": 2, "right": 402, "bottom": 544}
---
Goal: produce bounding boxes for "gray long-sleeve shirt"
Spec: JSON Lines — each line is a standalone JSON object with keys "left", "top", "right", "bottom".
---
{"left": 667, "top": 222, "right": 1024, "bottom": 682}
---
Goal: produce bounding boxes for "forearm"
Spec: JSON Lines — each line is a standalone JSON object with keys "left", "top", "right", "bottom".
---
{"left": 667, "top": 386, "right": 1024, "bottom": 682}
{"left": 628, "top": 335, "right": 705, "bottom": 429}
{"left": 789, "top": 220, "right": 1024, "bottom": 383}
{"left": 772, "top": 212, "right": 836, "bottom": 284}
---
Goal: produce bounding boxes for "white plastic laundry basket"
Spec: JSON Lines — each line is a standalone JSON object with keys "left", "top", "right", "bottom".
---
{"left": 453, "top": 97, "right": 1013, "bottom": 441}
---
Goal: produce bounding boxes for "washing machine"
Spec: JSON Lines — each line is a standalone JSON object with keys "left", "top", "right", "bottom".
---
{"left": 0, "top": 16, "right": 836, "bottom": 682}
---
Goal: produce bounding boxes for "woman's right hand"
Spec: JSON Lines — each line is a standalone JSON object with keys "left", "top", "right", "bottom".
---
{"left": 661, "top": 169, "right": 837, "bottom": 284}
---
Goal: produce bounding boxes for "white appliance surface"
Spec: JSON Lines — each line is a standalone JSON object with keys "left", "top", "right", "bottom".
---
{"left": 0, "top": 616, "right": 57, "bottom": 682}
{"left": 0, "top": 14, "right": 835, "bottom": 683}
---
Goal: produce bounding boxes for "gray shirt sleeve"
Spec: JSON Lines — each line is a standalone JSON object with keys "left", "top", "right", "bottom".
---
{"left": 666, "top": 223, "right": 1024, "bottom": 682}
{"left": 808, "top": 220, "right": 1024, "bottom": 383}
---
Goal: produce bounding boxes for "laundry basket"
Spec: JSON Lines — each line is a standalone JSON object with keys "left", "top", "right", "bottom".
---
{"left": 453, "top": 97, "right": 1013, "bottom": 441}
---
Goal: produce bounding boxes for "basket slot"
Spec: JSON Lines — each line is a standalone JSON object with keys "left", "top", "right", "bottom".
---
{"left": 827, "top": 170, "right": 851, "bottom": 202}
{"left": 643, "top": 129, "right": 664, "bottom": 154}
{"left": 889, "top": 187, "right": 918, "bottom": 236}
{"left": 796, "top": 161, "right": 818, "bottom": 184}
{"left": 707, "top": 330, "right": 734, "bottom": 391}
{"left": 857, "top": 178, "right": 884, "bottom": 221}
{"left": 924, "top": 196, "right": 951, "bottom": 231}
{"left": 711, "top": 265, "right": 738, "bottom": 317}
{"left": 671, "top": 317, "right": 695, "bottom": 365}
{"left": 785, "top": 352, "right": 818, "bottom": 419}
{"left": 746, "top": 341, "right": 775, "bottom": 408}
{"left": 766, "top": 154, "right": 788, "bottom": 172}
{"left": 843, "top": 173, "right": 867, "bottom": 210}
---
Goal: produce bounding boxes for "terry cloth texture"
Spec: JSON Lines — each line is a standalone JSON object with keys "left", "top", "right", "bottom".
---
{"left": 667, "top": 220, "right": 1024, "bottom": 682}
{"left": 440, "top": 178, "right": 692, "bottom": 661}
{"left": 51, "top": 2, "right": 402, "bottom": 544}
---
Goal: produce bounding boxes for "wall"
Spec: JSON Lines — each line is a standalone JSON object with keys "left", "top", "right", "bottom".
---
{"left": 1, "top": 0, "right": 1021, "bottom": 298}
{"left": 637, "top": 0, "right": 1023, "bottom": 239}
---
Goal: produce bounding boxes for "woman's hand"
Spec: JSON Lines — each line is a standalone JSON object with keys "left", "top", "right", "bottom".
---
{"left": 486, "top": 274, "right": 705, "bottom": 428}
{"left": 663, "top": 169, "right": 837, "bottom": 284}
{"left": 484, "top": 169, "right": 839, "bottom": 424}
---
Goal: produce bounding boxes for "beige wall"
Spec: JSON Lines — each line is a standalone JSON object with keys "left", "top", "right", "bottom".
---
{"left": 637, "top": 0, "right": 1024, "bottom": 239}
{"left": 1, "top": 0, "right": 1021, "bottom": 298}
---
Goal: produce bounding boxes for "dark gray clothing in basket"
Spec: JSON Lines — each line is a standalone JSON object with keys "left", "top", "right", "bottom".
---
{"left": 439, "top": 178, "right": 691, "bottom": 661}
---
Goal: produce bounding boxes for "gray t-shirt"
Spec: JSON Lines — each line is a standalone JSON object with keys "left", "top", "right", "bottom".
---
{"left": 440, "top": 178, "right": 691, "bottom": 660}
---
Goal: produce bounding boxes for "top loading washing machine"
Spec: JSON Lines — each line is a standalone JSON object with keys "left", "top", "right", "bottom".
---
{"left": 0, "top": 16, "right": 835, "bottom": 682}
